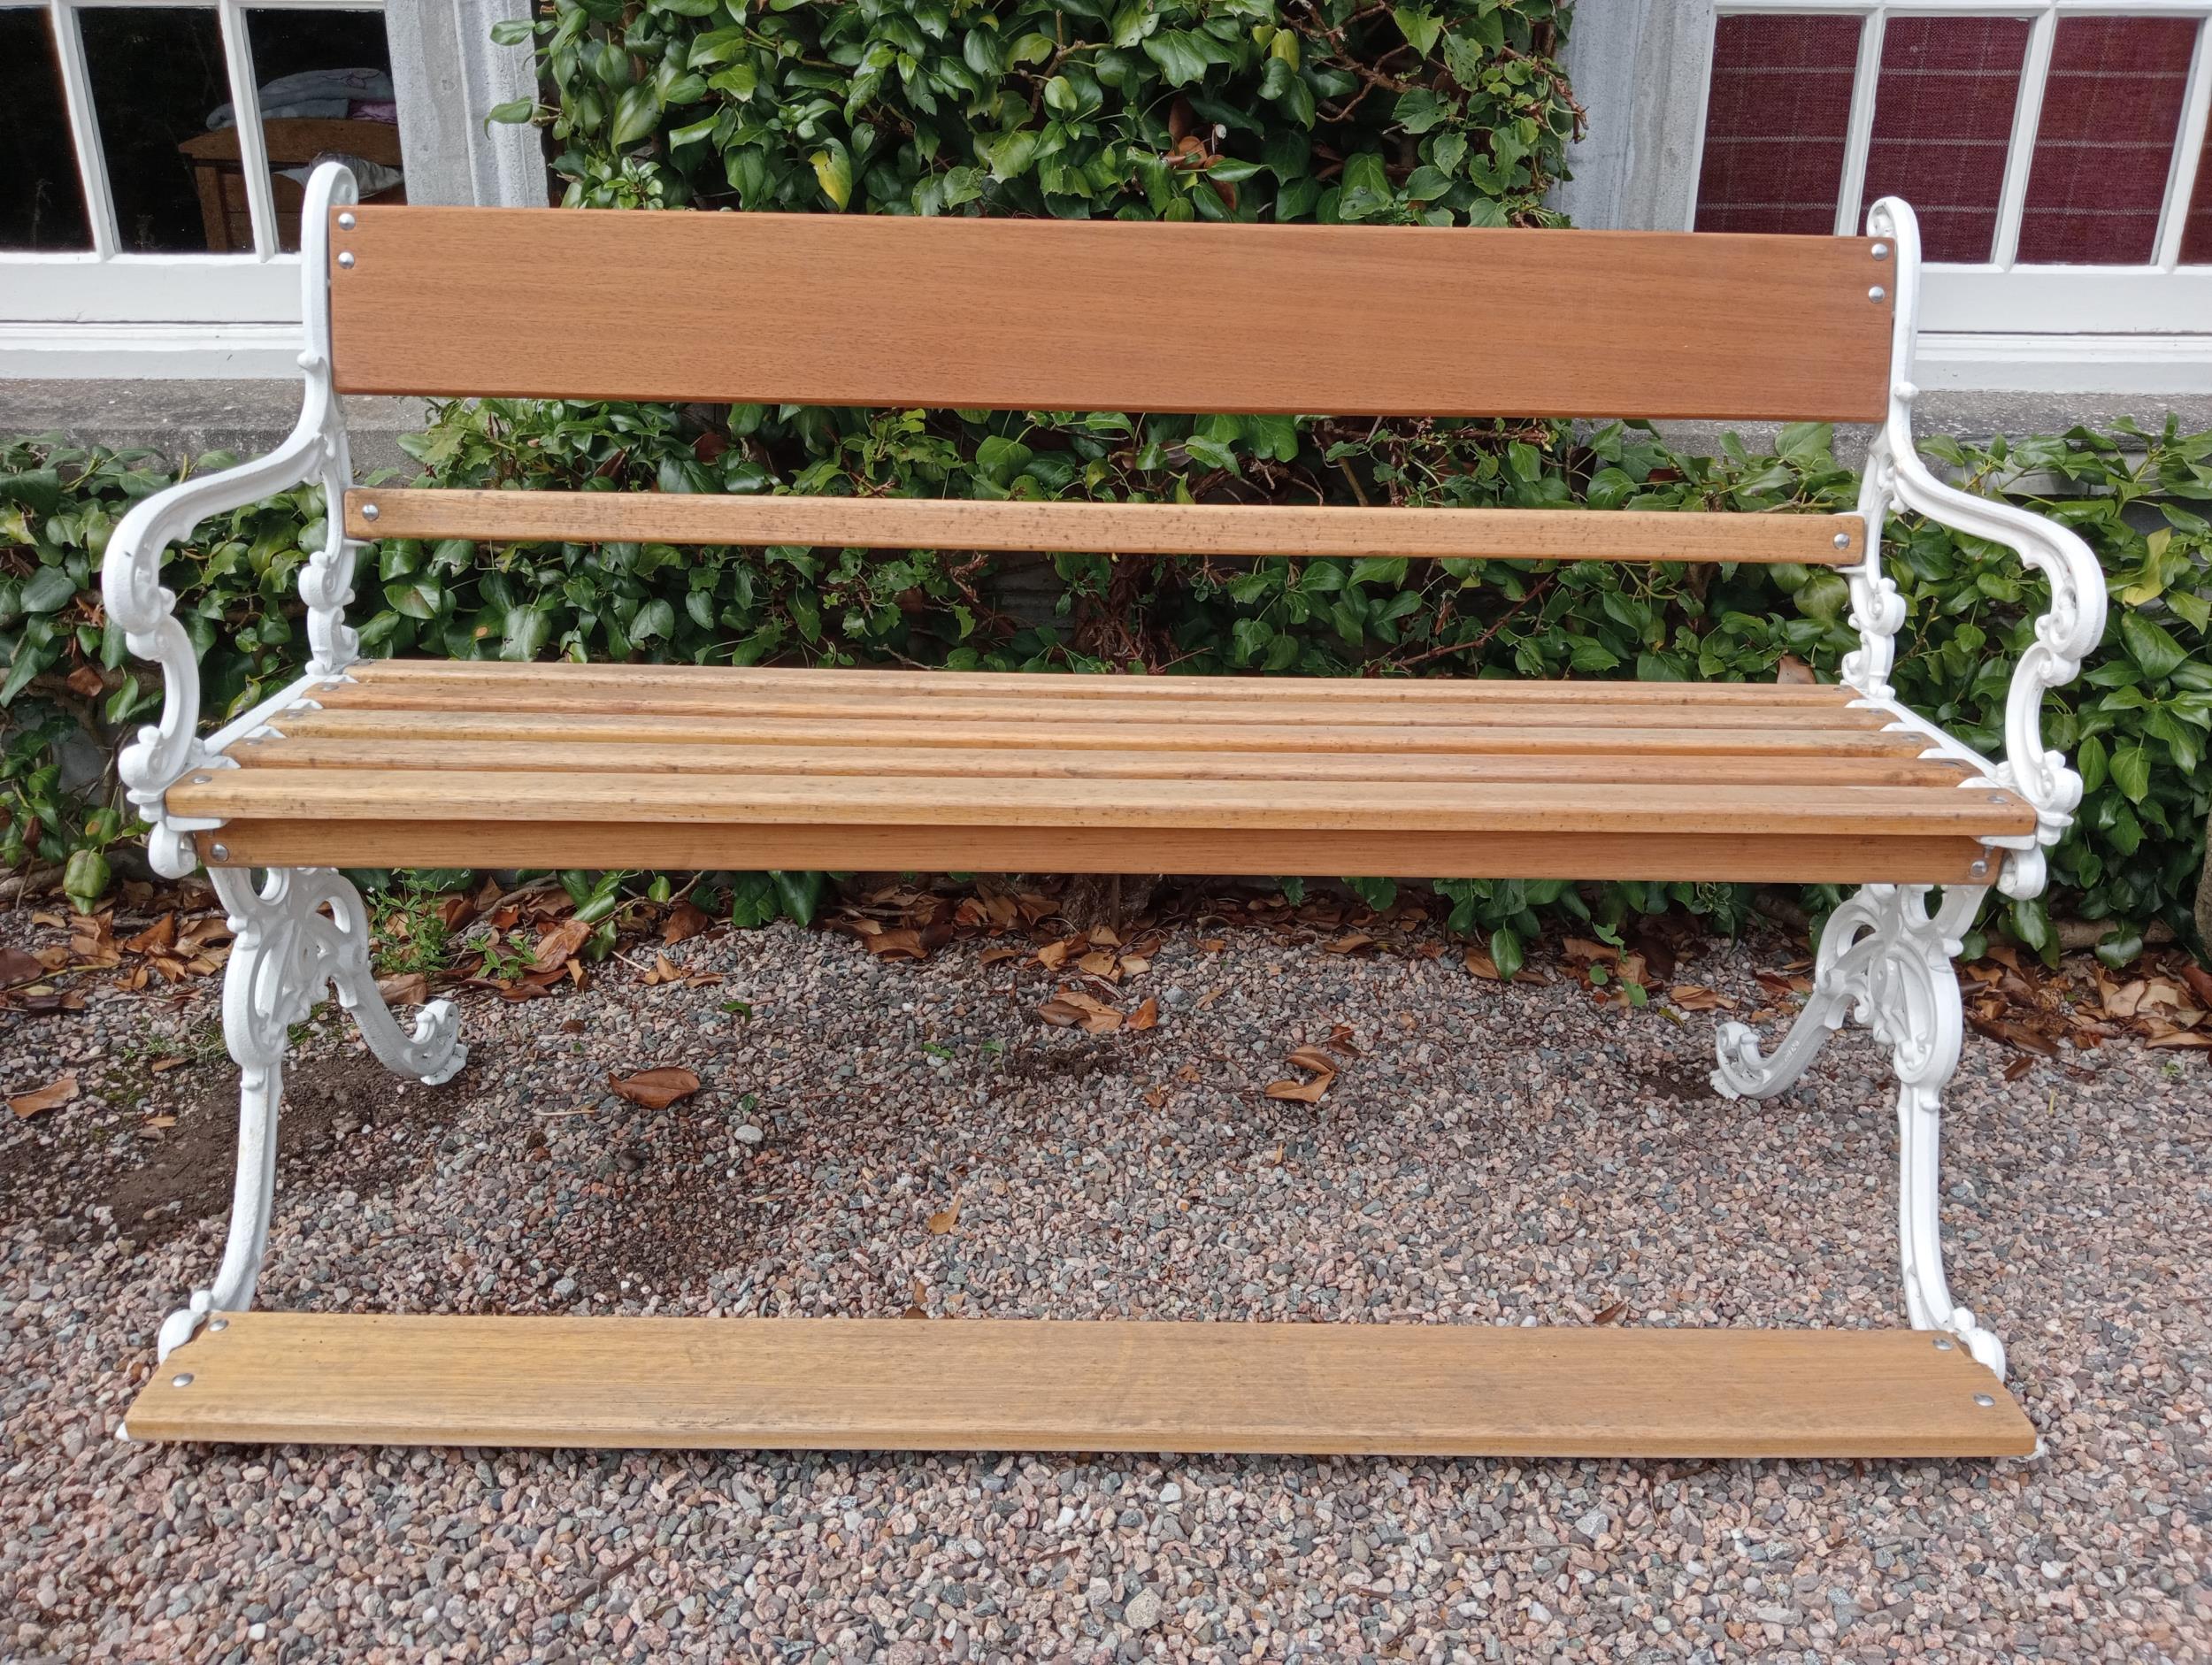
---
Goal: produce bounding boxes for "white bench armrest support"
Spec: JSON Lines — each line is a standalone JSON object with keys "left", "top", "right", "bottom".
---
{"left": 97, "top": 163, "right": 365, "bottom": 878}
{"left": 1842, "top": 197, "right": 2110, "bottom": 902}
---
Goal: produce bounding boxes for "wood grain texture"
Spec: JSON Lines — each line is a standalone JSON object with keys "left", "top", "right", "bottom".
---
{"left": 234, "top": 738, "right": 1969, "bottom": 786}
{"left": 350, "top": 662, "right": 1859, "bottom": 703}
{"left": 192, "top": 823, "right": 2001, "bottom": 883}
{"left": 327, "top": 207, "right": 1895, "bottom": 419}
{"left": 195, "top": 664, "right": 2020, "bottom": 877}
{"left": 341, "top": 489, "right": 1865, "bottom": 564}
{"left": 167, "top": 771, "right": 2030, "bottom": 836}
{"left": 127, "top": 1313, "right": 2033, "bottom": 1456}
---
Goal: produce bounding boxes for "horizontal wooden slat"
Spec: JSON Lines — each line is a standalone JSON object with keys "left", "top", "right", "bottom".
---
{"left": 234, "top": 737, "right": 1971, "bottom": 787}
{"left": 169, "top": 770, "right": 2034, "bottom": 837}
{"left": 342, "top": 490, "right": 1865, "bottom": 564}
{"left": 312, "top": 687, "right": 1893, "bottom": 733}
{"left": 329, "top": 207, "right": 1894, "bottom": 420}
{"left": 350, "top": 662, "right": 1864, "bottom": 704}
{"left": 194, "top": 823, "right": 2001, "bottom": 882}
{"left": 265, "top": 710, "right": 1928, "bottom": 760}
{"left": 128, "top": 1313, "right": 2032, "bottom": 1456}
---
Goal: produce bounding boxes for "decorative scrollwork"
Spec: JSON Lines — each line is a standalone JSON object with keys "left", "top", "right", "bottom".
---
{"left": 1857, "top": 197, "right": 2109, "bottom": 902}
{"left": 157, "top": 866, "right": 466, "bottom": 1361}
{"left": 98, "top": 163, "right": 365, "bottom": 878}
{"left": 1712, "top": 883, "right": 2006, "bottom": 1376}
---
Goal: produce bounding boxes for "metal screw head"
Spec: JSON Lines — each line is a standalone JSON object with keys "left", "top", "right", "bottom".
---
{"left": 1974, "top": 1393, "right": 1996, "bottom": 1408}
{"left": 210, "top": 842, "right": 230, "bottom": 861}
{"left": 338, "top": 251, "right": 356, "bottom": 269}
{"left": 172, "top": 1373, "right": 194, "bottom": 1388}
{"left": 1832, "top": 532, "right": 1852, "bottom": 550}
{"left": 360, "top": 502, "right": 380, "bottom": 522}
{"left": 1989, "top": 794, "right": 2009, "bottom": 804}
{"left": 1868, "top": 285, "right": 1887, "bottom": 303}
{"left": 1970, "top": 860, "right": 1988, "bottom": 877}
{"left": 208, "top": 1318, "right": 228, "bottom": 1331}
{"left": 190, "top": 773, "right": 211, "bottom": 785}
{"left": 1871, "top": 242, "right": 1890, "bottom": 260}
{"left": 337, "top": 211, "right": 356, "bottom": 230}
{"left": 1933, "top": 1337, "right": 1955, "bottom": 1350}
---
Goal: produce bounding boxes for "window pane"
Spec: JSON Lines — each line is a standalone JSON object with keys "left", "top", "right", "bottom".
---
{"left": 1861, "top": 16, "right": 2032, "bottom": 264}
{"left": 242, "top": 9, "right": 400, "bottom": 253}
{"left": 0, "top": 8, "right": 91, "bottom": 249}
{"left": 1695, "top": 13, "right": 1862, "bottom": 235}
{"left": 2018, "top": 18, "right": 2199, "bottom": 265}
{"left": 2185, "top": 119, "right": 2212, "bottom": 265}
{"left": 81, "top": 7, "right": 232, "bottom": 252}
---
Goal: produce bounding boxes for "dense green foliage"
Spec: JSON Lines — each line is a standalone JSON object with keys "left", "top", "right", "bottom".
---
{"left": 3, "top": 0, "right": 2203, "bottom": 959}
{"left": 492, "top": 0, "right": 1579, "bottom": 226}
{"left": 4, "top": 417, "right": 2206, "bottom": 958}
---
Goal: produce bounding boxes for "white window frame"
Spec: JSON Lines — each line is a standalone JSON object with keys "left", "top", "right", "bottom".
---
{"left": 0, "top": 0, "right": 539, "bottom": 375}
{"left": 1692, "top": 0, "right": 2212, "bottom": 337}
{"left": 1555, "top": 0, "right": 2212, "bottom": 393}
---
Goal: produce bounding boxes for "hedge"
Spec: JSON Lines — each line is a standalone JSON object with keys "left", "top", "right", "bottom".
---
{"left": 4, "top": 415, "right": 2207, "bottom": 964}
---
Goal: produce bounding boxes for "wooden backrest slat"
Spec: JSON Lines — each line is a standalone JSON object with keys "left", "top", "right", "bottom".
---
{"left": 327, "top": 209, "right": 1894, "bottom": 421}
{"left": 342, "top": 489, "right": 1865, "bottom": 564}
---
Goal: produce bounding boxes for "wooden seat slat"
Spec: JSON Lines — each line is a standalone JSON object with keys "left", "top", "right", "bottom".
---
{"left": 128, "top": 1312, "right": 2032, "bottom": 1457}
{"left": 270, "top": 708, "right": 1929, "bottom": 759}
{"left": 340, "top": 488, "right": 1866, "bottom": 565}
{"left": 171, "top": 769, "right": 2034, "bottom": 838}
{"left": 234, "top": 737, "right": 1976, "bottom": 788}
{"left": 188, "top": 821, "right": 2002, "bottom": 883}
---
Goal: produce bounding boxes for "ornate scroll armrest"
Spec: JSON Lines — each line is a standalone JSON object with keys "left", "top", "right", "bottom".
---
{"left": 1855, "top": 197, "right": 2111, "bottom": 902}
{"left": 97, "top": 162, "right": 365, "bottom": 879}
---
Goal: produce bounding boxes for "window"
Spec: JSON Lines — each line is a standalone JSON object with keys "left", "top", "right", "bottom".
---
{"left": 1688, "top": 3, "right": 2212, "bottom": 339}
{"left": 0, "top": 0, "right": 541, "bottom": 375}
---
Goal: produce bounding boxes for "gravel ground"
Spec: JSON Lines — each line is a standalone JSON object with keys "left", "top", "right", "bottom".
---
{"left": 2, "top": 900, "right": 2207, "bottom": 1664}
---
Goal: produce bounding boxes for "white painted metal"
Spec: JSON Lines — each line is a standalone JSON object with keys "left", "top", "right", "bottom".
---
{"left": 2156, "top": 19, "right": 2212, "bottom": 268}
{"left": 96, "top": 162, "right": 472, "bottom": 1362}
{"left": 1834, "top": 9, "right": 1886, "bottom": 240}
{"left": 1712, "top": 883, "right": 2005, "bottom": 1376}
{"left": 44, "top": 0, "right": 117, "bottom": 258}
{"left": 99, "top": 165, "right": 369, "bottom": 874}
{"left": 1991, "top": 7, "right": 2059, "bottom": 269}
{"left": 155, "top": 864, "right": 466, "bottom": 1362}
{"left": 1717, "top": 197, "right": 2107, "bottom": 1381}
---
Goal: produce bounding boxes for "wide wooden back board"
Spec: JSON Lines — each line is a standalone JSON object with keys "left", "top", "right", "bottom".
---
{"left": 326, "top": 208, "right": 1895, "bottom": 421}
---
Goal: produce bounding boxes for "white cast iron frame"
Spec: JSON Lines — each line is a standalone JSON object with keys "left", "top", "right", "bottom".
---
{"left": 1712, "top": 196, "right": 2108, "bottom": 1380}
{"left": 98, "top": 164, "right": 468, "bottom": 1364}
{"left": 107, "top": 172, "right": 2100, "bottom": 1385}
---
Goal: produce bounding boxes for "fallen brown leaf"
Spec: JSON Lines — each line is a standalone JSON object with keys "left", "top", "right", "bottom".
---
{"left": 1667, "top": 984, "right": 1734, "bottom": 1011}
{"left": 1126, "top": 997, "right": 1159, "bottom": 1032}
{"left": 375, "top": 971, "right": 429, "bottom": 1006}
{"left": 532, "top": 917, "right": 593, "bottom": 972}
{"left": 10, "top": 1071, "right": 79, "bottom": 1119}
{"left": 607, "top": 1066, "right": 702, "bottom": 1109}
{"left": 1463, "top": 946, "right": 1502, "bottom": 980}
{"left": 863, "top": 926, "right": 927, "bottom": 961}
{"left": 149, "top": 1056, "right": 188, "bottom": 1074}
{"left": 1285, "top": 1045, "right": 1340, "bottom": 1077}
{"left": 122, "top": 914, "right": 177, "bottom": 955}
{"left": 1264, "top": 1075, "right": 1331, "bottom": 1104}
{"left": 1037, "top": 989, "right": 1123, "bottom": 1034}
{"left": 926, "top": 1198, "right": 961, "bottom": 1235}
{"left": 661, "top": 901, "right": 711, "bottom": 946}
{"left": 143, "top": 1113, "right": 177, "bottom": 1130}
{"left": 0, "top": 946, "right": 41, "bottom": 987}
{"left": 1590, "top": 1300, "right": 1628, "bottom": 1325}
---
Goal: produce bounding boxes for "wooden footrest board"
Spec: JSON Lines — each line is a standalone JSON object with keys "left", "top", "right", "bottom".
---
{"left": 127, "top": 1315, "right": 2034, "bottom": 1457}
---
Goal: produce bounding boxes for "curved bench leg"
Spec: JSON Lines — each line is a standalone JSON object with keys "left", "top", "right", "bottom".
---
{"left": 156, "top": 866, "right": 467, "bottom": 1362}
{"left": 1712, "top": 882, "right": 2007, "bottom": 1378}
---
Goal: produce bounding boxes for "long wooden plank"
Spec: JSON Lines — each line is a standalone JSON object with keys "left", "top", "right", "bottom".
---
{"left": 194, "top": 822, "right": 1998, "bottom": 881}
{"left": 264, "top": 710, "right": 1927, "bottom": 759}
{"left": 168, "top": 771, "right": 2034, "bottom": 837}
{"left": 341, "top": 490, "right": 1865, "bottom": 564}
{"left": 231, "top": 737, "right": 1973, "bottom": 788}
{"left": 350, "top": 661, "right": 1864, "bottom": 705}
{"left": 311, "top": 687, "right": 1893, "bottom": 733}
{"left": 329, "top": 208, "right": 1894, "bottom": 420}
{"left": 128, "top": 1314, "right": 2032, "bottom": 1456}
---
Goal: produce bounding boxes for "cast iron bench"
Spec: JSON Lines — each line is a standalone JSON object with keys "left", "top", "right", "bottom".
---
{"left": 111, "top": 162, "right": 2103, "bottom": 1458}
